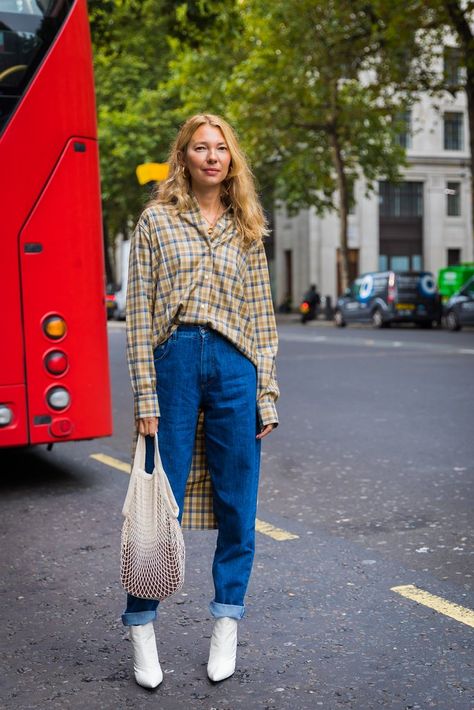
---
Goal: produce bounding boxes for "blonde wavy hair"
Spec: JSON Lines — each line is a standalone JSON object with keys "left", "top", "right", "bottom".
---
{"left": 150, "top": 114, "right": 268, "bottom": 246}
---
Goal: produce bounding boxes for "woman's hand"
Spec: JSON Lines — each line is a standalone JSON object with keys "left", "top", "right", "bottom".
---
{"left": 137, "top": 417, "right": 159, "bottom": 436}
{"left": 256, "top": 423, "right": 276, "bottom": 440}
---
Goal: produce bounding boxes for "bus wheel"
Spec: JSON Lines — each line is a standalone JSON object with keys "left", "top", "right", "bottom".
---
{"left": 446, "top": 310, "right": 461, "bottom": 331}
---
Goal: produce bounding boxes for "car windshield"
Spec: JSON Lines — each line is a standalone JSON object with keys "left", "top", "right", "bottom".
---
{"left": 462, "top": 280, "right": 474, "bottom": 297}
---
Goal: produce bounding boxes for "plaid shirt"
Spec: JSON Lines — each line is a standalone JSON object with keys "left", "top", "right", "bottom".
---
{"left": 125, "top": 198, "right": 279, "bottom": 528}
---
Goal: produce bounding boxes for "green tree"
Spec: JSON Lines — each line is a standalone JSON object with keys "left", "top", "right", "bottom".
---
{"left": 89, "top": 0, "right": 179, "bottom": 246}
{"left": 167, "top": 1, "right": 423, "bottom": 290}
{"left": 89, "top": 0, "right": 241, "bottom": 271}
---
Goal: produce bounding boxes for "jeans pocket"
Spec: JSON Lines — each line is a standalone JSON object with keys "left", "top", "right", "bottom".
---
{"left": 153, "top": 337, "right": 173, "bottom": 363}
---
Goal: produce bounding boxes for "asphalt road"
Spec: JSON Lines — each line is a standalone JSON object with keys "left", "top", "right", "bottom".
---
{"left": 0, "top": 318, "right": 472, "bottom": 710}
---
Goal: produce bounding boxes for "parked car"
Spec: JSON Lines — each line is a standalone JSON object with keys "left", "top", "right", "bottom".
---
{"left": 444, "top": 276, "right": 474, "bottom": 331}
{"left": 334, "top": 271, "right": 440, "bottom": 328}
{"left": 105, "top": 284, "right": 118, "bottom": 320}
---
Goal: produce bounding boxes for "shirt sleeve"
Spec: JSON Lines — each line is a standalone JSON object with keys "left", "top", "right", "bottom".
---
{"left": 125, "top": 212, "right": 159, "bottom": 420}
{"left": 244, "top": 240, "right": 280, "bottom": 428}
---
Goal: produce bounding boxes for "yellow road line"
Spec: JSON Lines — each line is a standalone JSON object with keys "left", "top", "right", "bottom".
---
{"left": 90, "top": 453, "right": 130, "bottom": 473}
{"left": 391, "top": 584, "right": 474, "bottom": 628}
{"left": 90, "top": 453, "right": 299, "bottom": 541}
{"left": 255, "top": 518, "right": 299, "bottom": 541}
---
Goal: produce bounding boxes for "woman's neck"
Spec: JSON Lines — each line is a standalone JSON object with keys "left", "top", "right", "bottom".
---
{"left": 192, "top": 185, "right": 222, "bottom": 214}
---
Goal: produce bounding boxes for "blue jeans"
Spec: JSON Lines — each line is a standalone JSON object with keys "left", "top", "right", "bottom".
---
{"left": 122, "top": 325, "right": 261, "bottom": 626}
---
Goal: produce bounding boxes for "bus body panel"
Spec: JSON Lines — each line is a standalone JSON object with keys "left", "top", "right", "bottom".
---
{"left": 20, "top": 137, "right": 112, "bottom": 444}
{"left": 0, "top": 386, "right": 28, "bottom": 447}
{"left": 0, "top": 0, "right": 113, "bottom": 446}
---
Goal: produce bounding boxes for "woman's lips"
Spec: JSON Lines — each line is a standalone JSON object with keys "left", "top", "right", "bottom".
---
{"left": 203, "top": 168, "right": 219, "bottom": 175}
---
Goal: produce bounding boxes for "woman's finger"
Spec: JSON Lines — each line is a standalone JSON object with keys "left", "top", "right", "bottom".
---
{"left": 256, "top": 424, "right": 274, "bottom": 440}
{"left": 137, "top": 417, "right": 159, "bottom": 435}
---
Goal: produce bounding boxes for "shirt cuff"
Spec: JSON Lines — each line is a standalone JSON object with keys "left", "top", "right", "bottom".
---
{"left": 134, "top": 394, "right": 160, "bottom": 420}
{"left": 257, "top": 397, "right": 279, "bottom": 429}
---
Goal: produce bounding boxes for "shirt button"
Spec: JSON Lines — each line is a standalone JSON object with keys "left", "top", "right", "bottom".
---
{"left": 204, "top": 275, "right": 209, "bottom": 280}
{"left": 200, "top": 304, "right": 206, "bottom": 309}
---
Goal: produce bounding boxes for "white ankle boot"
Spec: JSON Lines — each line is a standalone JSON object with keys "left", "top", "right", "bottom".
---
{"left": 207, "top": 617, "right": 238, "bottom": 682}
{"left": 129, "top": 621, "right": 163, "bottom": 689}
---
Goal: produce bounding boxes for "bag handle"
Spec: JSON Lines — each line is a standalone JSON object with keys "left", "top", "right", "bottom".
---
{"left": 124, "top": 433, "right": 180, "bottom": 520}
{"left": 122, "top": 433, "right": 149, "bottom": 518}
{"left": 152, "top": 433, "right": 180, "bottom": 519}
{"left": 131, "top": 432, "right": 147, "bottom": 471}
{"left": 132, "top": 432, "right": 166, "bottom": 474}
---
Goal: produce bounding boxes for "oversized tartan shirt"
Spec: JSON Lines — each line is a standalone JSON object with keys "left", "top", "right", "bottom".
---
{"left": 125, "top": 199, "right": 279, "bottom": 529}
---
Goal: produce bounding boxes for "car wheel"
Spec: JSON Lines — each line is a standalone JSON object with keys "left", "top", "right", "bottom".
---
{"left": 334, "top": 310, "right": 346, "bottom": 327}
{"left": 446, "top": 310, "right": 461, "bottom": 331}
{"left": 372, "top": 309, "right": 384, "bottom": 329}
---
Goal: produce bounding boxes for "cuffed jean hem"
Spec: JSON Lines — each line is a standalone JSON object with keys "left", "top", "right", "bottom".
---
{"left": 121, "top": 609, "right": 157, "bottom": 627}
{"left": 209, "top": 601, "right": 245, "bottom": 620}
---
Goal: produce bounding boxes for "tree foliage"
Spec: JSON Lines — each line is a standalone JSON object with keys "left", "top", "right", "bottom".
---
{"left": 90, "top": 0, "right": 474, "bottom": 289}
{"left": 89, "top": 0, "right": 180, "bottom": 235}
{"left": 165, "top": 0, "right": 422, "bottom": 287}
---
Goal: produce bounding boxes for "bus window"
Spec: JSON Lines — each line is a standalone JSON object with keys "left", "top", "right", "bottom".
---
{"left": 0, "top": 0, "right": 73, "bottom": 133}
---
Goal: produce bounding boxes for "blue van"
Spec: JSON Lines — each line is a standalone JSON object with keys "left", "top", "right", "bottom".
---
{"left": 334, "top": 271, "right": 440, "bottom": 328}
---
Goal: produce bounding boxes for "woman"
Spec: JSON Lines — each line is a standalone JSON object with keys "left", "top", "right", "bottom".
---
{"left": 122, "top": 114, "right": 279, "bottom": 687}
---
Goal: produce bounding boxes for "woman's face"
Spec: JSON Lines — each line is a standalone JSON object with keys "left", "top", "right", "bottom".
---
{"left": 184, "top": 124, "right": 231, "bottom": 191}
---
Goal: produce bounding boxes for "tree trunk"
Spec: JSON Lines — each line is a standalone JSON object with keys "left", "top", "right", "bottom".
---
{"left": 329, "top": 129, "right": 350, "bottom": 294}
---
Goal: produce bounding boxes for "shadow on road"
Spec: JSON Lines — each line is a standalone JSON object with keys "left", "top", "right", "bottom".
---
{"left": 0, "top": 446, "right": 92, "bottom": 494}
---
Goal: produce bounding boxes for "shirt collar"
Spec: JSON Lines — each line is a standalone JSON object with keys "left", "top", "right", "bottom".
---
{"left": 180, "top": 193, "right": 234, "bottom": 241}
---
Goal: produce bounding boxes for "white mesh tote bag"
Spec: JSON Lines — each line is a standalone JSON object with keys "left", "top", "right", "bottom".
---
{"left": 120, "top": 433, "right": 185, "bottom": 600}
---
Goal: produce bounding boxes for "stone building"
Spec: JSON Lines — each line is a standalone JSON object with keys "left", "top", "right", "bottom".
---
{"left": 274, "top": 58, "right": 473, "bottom": 308}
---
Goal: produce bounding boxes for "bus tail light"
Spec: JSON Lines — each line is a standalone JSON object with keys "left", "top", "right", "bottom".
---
{"left": 46, "top": 387, "right": 71, "bottom": 411}
{"left": 0, "top": 405, "right": 13, "bottom": 427}
{"left": 43, "top": 315, "right": 67, "bottom": 340}
{"left": 45, "top": 351, "right": 68, "bottom": 375}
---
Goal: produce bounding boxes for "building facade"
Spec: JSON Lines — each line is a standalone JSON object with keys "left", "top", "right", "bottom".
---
{"left": 274, "top": 80, "right": 473, "bottom": 308}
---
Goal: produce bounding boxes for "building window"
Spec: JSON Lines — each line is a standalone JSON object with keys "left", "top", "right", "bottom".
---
{"left": 379, "top": 181, "right": 423, "bottom": 217}
{"left": 379, "top": 254, "right": 423, "bottom": 271}
{"left": 444, "top": 47, "right": 464, "bottom": 88}
{"left": 395, "top": 110, "right": 412, "bottom": 149}
{"left": 446, "top": 182, "right": 461, "bottom": 216}
{"left": 447, "top": 248, "right": 461, "bottom": 266}
{"left": 444, "top": 112, "right": 463, "bottom": 150}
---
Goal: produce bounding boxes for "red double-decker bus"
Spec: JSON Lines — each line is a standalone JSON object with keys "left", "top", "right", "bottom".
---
{"left": 0, "top": 0, "right": 112, "bottom": 447}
